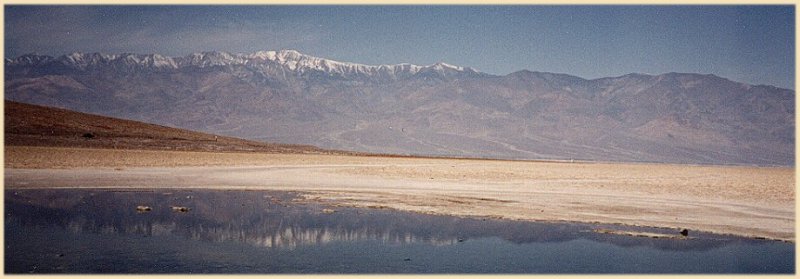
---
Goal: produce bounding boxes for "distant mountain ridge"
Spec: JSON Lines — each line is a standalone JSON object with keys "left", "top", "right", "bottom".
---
{"left": 5, "top": 50, "right": 794, "bottom": 166}
{"left": 6, "top": 50, "right": 486, "bottom": 81}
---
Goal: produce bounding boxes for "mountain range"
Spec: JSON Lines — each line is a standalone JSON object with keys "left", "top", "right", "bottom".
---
{"left": 5, "top": 50, "right": 795, "bottom": 165}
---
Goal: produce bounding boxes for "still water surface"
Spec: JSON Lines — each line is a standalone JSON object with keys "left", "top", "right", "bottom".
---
{"left": 5, "top": 189, "right": 794, "bottom": 274}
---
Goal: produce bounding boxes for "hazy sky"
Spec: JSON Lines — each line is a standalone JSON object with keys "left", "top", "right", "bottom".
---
{"left": 5, "top": 5, "right": 795, "bottom": 89}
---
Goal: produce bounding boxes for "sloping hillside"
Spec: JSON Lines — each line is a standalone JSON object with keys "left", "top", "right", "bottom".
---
{"left": 4, "top": 100, "right": 332, "bottom": 154}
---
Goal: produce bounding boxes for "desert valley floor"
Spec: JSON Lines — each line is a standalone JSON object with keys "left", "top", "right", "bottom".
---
{"left": 5, "top": 146, "right": 794, "bottom": 242}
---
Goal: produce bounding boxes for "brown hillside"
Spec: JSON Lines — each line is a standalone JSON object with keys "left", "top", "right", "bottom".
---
{"left": 4, "top": 100, "right": 335, "bottom": 154}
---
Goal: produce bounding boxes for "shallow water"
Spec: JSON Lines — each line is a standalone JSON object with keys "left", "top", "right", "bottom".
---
{"left": 4, "top": 189, "right": 794, "bottom": 274}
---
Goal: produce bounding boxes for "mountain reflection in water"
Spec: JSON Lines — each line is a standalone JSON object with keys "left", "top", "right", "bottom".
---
{"left": 6, "top": 189, "right": 761, "bottom": 252}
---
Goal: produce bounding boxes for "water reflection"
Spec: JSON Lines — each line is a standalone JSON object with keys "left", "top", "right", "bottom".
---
{"left": 6, "top": 189, "right": 759, "bottom": 252}
{"left": 6, "top": 189, "right": 795, "bottom": 274}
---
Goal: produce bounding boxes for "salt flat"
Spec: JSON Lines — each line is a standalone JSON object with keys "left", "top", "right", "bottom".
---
{"left": 4, "top": 146, "right": 794, "bottom": 241}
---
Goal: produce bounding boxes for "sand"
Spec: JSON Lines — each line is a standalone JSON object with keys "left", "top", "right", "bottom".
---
{"left": 4, "top": 146, "right": 795, "bottom": 241}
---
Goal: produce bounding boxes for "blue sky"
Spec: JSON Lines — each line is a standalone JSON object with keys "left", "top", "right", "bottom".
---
{"left": 5, "top": 5, "right": 795, "bottom": 89}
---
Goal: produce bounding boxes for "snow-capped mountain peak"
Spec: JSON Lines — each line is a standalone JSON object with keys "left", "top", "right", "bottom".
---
{"left": 430, "top": 62, "right": 462, "bottom": 71}
{"left": 11, "top": 53, "right": 55, "bottom": 65}
{"left": 7, "top": 50, "right": 484, "bottom": 80}
{"left": 182, "top": 51, "right": 243, "bottom": 67}
{"left": 239, "top": 49, "right": 484, "bottom": 79}
{"left": 245, "top": 49, "right": 417, "bottom": 76}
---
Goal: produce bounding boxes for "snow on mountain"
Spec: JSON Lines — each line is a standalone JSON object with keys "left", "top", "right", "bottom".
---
{"left": 245, "top": 50, "right": 423, "bottom": 77}
{"left": 5, "top": 50, "right": 794, "bottom": 166}
{"left": 11, "top": 53, "right": 55, "bottom": 65}
{"left": 7, "top": 50, "right": 483, "bottom": 80}
{"left": 180, "top": 51, "right": 244, "bottom": 68}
